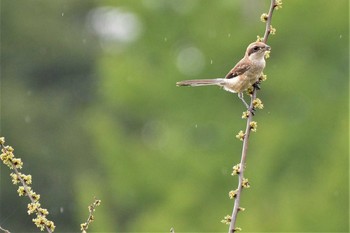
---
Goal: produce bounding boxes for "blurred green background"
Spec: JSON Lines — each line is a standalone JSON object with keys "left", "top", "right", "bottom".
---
{"left": 0, "top": 0, "right": 348, "bottom": 232}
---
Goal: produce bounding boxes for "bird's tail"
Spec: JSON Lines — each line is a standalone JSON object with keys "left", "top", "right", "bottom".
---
{"left": 176, "top": 78, "right": 225, "bottom": 87}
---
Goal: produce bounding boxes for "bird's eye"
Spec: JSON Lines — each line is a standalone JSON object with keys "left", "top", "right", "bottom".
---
{"left": 253, "top": 46, "right": 260, "bottom": 51}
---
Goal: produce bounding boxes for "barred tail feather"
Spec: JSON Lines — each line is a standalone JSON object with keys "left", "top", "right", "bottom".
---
{"left": 176, "top": 78, "right": 225, "bottom": 87}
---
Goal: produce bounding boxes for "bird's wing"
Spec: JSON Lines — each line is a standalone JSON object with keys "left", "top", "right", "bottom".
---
{"left": 225, "top": 61, "right": 250, "bottom": 79}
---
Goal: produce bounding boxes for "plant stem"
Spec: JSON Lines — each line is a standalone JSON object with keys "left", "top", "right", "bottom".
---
{"left": 228, "top": 1, "right": 277, "bottom": 232}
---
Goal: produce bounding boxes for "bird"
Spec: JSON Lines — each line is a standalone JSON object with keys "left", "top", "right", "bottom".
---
{"left": 176, "top": 41, "right": 270, "bottom": 109}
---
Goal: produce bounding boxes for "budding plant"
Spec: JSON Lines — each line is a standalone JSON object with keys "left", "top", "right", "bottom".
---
{"left": 0, "top": 137, "right": 100, "bottom": 233}
{"left": 221, "top": 1, "right": 282, "bottom": 232}
{"left": 0, "top": 137, "right": 55, "bottom": 233}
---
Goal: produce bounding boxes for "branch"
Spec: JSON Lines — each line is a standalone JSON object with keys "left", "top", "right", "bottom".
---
{"left": 0, "top": 226, "right": 10, "bottom": 233}
{"left": 0, "top": 137, "right": 55, "bottom": 233}
{"left": 263, "top": 0, "right": 279, "bottom": 43}
{"left": 227, "top": 1, "right": 279, "bottom": 232}
{"left": 80, "top": 198, "right": 101, "bottom": 233}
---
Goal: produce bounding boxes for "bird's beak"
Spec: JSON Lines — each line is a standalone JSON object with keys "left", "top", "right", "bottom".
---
{"left": 265, "top": 45, "right": 271, "bottom": 51}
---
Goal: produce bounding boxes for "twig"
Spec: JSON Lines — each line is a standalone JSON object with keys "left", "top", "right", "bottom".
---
{"left": 263, "top": 0, "right": 278, "bottom": 43}
{"left": 228, "top": 1, "right": 279, "bottom": 232}
{"left": 80, "top": 198, "right": 101, "bottom": 233}
{"left": 0, "top": 137, "right": 55, "bottom": 233}
{"left": 0, "top": 226, "right": 10, "bottom": 233}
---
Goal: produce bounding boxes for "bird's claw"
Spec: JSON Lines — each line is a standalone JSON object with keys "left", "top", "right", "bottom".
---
{"left": 252, "top": 82, "right": 261, "bottom": 90}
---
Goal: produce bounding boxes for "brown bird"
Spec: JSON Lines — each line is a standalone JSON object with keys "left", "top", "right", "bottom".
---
{"left": 176, "top": 41, "right": 270, "bottom": 108}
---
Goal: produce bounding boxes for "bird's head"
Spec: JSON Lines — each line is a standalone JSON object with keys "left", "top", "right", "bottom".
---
{"left": 246, "top": 41, "right": 271, "bottom": 60}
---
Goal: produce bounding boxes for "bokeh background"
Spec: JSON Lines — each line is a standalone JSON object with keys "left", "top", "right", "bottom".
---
{"left": 0, "top": 0, "right": 348, "bottom": 232}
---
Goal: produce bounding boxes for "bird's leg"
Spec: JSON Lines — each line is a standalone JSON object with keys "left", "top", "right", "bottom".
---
{"left": 238, "top": 93, "right": 255, "bottom": 115}
{"left": 238, "top": 93, "right": 249, "bottom": 109}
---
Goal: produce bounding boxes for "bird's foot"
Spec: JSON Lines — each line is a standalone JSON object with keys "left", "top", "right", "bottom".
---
{"left": 252, "top": 82, "right": 261, "bottom": 90}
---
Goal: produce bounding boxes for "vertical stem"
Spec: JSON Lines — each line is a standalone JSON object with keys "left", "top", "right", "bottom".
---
{"left": 263, "top": 0, "right": 277, "bottom": 44}
{"left": 228, "top": 91, "right": 256, "bottom": 233}
{"left": 228, "top": 1, "right": 277, "bottom": 232}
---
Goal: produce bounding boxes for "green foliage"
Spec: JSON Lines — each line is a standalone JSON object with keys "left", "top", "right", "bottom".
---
{"left": 1, "top": 0, "right": 348, "bottom": 232}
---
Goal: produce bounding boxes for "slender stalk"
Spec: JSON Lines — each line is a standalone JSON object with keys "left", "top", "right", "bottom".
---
{"left": 80, "top": 198, "right": 101, "bottom": 233}
{"left": 263, "top": 0, "right": 278, "bottom": 44}
{"left": 0, "top": 142, "right": 53, "bottom": 233}
{"left": 228, "top": 1, "right": 277, "bottom": 232}
{"left": 228, "top": 91, "right": 257, "bottom": 233}
{"left": 0, "top": 226, "right": 10, "bottom": 233}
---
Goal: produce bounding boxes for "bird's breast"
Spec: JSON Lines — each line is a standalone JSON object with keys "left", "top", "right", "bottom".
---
{"left": 245, "top": 59, "right": 265, "bottom": 83}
